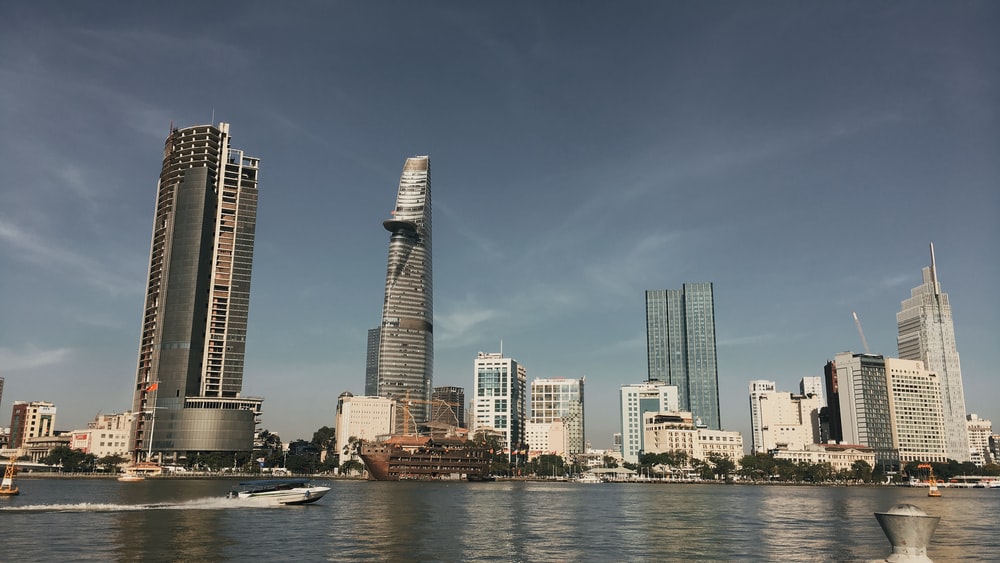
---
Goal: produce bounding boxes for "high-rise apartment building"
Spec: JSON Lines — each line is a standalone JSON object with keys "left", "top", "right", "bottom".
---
{"left": 365, "top": 328, "right": 381, "bottom": 397}
{"left": 377, "top": 156, "right": 433, "bottom": 432}
{"left": 129, "top": 122, "right": 263, "bottom": 462}
{"left": 821, "top": 360, "right": 843, "bottom": 443}
{"left": 529, "top": 377, "right": 586, "bottom": 458}
{"left": 799, "top": 376, "right": 825, "bottom": 407}
{"left": 619, "top": 382, "right": 679, "bottom": 463}
{"left": 966, "top": 414, "right": 993, "bottom": 466}
{"left": 9, "top": 401, "right": 56, "bottom": 450}
{"left": 897, "top": 243, "right": 969, "bottom": 461}
{"left": 646, "top": 283, "right": 721, "bottom": 429}
{"left": 884, "top": 358, "right": 947, "bottom": 464}
{"left": 834, "top": 352, "right": 899, "bottom": 472}
{"left": 473, "top": 352, "right": 526, "bottom": 454}
{"left": 748, "top": 380, "right": 821, "bottom": 454}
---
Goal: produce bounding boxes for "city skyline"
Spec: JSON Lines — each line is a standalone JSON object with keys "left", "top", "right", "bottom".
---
{"left": 1, "top": 3, "right": 997, "bottom": 447}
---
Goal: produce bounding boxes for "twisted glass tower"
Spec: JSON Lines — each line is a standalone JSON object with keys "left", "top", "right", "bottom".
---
{"left": 130, "top": 122, "right": 262, "bottom": 462}
{"left": 377, "top": 156, "right": 433, "bottom": 432}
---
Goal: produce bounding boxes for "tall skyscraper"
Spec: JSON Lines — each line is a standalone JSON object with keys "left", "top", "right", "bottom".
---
{"left": 530, "top": 377, "right": 586, "bottom": 457}
{"left": 129, "top": 122, "right": 262, "bottom": 462}
{"left": 364, "top": 328, "right": 380, "bottom": 397}
{"left": 897, "top": 243, "right": 969, "bottom": 462}
{"left": 834, "top": 352, "right": 898, "bottom": 472}
{"left": 377, "top": 156, "right": 433, "bottom": 431}
{"left": 473, "top": 352, "right": 526, "bottom": 454}
{"left": 646, "top": 283, "right": 721, "bottom": 429}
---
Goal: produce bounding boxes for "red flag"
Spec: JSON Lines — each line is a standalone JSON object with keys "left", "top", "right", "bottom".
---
{"left": 145, "top": 382, "right": 159, "bottom": 392}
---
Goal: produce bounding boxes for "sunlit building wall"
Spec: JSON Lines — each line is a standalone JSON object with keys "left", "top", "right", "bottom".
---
{"left": 885, "top": 358, "right": 947, "bottom": 464}
{"left": 619, "top": 382, "right": 679, "bottom": 463}
{"left": 334, "top": 393, "right": 396, "bottom": 461}
{"left": 835, "top": 352, "right": 899, "bottom": 472}
{"left": 530, "top": 377, "right": 585, "bottom": 457}
{"left": 966, "top": 414, "right": 993, "bottom": 466}
{"left": 473, "top": 352, "right": 526, "bottom": 453}
{"left": 897, "top": 244, "right": 969, "bottom": 461}
{"left": 748, "top": 380, "right": 821, "bottom": 454}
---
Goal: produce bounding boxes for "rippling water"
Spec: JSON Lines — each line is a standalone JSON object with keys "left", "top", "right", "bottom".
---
{"left": 1, "top": 477, "right": 996, "bottom": 561}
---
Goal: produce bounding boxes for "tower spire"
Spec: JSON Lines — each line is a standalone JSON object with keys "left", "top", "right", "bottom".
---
{"left": 929, "top": 242, "right": 940, "bottom": 296}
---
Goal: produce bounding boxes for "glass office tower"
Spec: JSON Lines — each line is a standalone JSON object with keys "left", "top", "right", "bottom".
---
{"left": 645, "top": 283, "right": 721, "bottom": 429}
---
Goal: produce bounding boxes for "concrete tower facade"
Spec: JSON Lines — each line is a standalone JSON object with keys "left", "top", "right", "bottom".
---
{"left": 645, "top": 283, "right": 721, "bottom": 429}
{"left": 377, "top": 156, "right": 433, "bottom": 431}
{"left": 130, "top": 122, "right": 262, "bottom": 462}
{"left": 897, "top": 244, "right": 969, "bottom": 461}
{"left": 473, "top": 352, "right": 526, "bottom": 454}
{"left": 530, "top": 377, "right": 586, "bottom": 457}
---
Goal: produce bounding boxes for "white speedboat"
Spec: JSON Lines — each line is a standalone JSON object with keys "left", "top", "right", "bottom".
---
{"left": 574, "top": 473, "right": 603, "bottom": 483}
{"left": 227, "top": 479, "right": 330, "bottom": 505}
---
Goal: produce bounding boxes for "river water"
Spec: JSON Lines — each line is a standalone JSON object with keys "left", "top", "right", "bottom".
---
{"left": 1, "top": 477, "right": 996, "bottom": 561}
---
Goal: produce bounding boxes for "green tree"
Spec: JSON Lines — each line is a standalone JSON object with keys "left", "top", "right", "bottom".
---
{"left": 41, "top": 446, "right": 96, "bottom": 472}
{"left": 97, "top": 454, "right": 127, "bottom": 473}
{"left": 851, "top": 460, "right": 873, "bottom": 483}
{"left": 339, "top": 459, "right": 365, "bottom": 476}
{"left": 706, "top": 452, "right": 736, "bottom": 481}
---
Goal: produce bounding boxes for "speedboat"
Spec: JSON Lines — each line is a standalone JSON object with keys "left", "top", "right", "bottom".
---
{"left": 227, "top": 479, "right": 330, "bottom": 505}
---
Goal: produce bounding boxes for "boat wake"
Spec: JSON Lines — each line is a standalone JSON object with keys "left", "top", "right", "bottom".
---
{"left": 0, "top": 497, "right": 285, "bottom": 512}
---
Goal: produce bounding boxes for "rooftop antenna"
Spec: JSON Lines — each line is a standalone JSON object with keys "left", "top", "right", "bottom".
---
{"left": 852, "top": 312, "right": 871, "bottom": 354}
{"left": 929, "top": 242, "right": 940, "bottom": 296}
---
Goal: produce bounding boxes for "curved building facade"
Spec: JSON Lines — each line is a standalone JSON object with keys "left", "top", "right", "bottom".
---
{"left": 377, "top": 156, "right": 433, "bottom": 432}
{"left": 130, "top": 122, "right": 262, "bottom": 461}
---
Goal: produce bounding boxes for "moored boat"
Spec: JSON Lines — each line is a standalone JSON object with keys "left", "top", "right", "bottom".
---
{"left": 227, "top": 479, "right": 330, "bottom": 505}
{"left": 118, "top": 462, "right": 163, "bottom": 482}
{"left": 359, "top": 436, "right": 491, "bottom": 481}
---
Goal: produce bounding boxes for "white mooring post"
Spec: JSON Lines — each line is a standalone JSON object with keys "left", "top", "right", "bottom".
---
{"left": 872, "top": 504, "right": 940, "bottom": 562}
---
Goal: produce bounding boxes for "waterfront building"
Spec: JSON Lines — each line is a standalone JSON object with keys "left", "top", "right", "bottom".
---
{"left": 619, "top": 382, "right": 679, "bottom": 464}
{"left": 643, "top": 411, "right": 744, "bottom": 462}
{"left": 530, "top": 377, "right": 585, "bottom": 457}
{"left": 966, "top": 414, "right": 993, "bottom": 466}
{"left": 129, "top": 122, "right": 263, "bottom": 463}
{"left": 771, "top": 443, "right": 877, "bottom": 473}
{"left": 645, "top": 284, "right": 721, "bottom": 429}
{"left": 334, "top": 393, "right": 396, "bottom": 462}
{"left": 833, "top": 352, "right": 899, "bottom": 472}
{"left": 748, "top": 380, "right": 821, "bottom": 454}
{"left": 897, "top": 243, "right": 969, "bottom": 461}
{"left": 885, "top": 358, "right": 947, "bottom": 464}
{"left": 23, "top": 434, "right": 72, "bottom": 463}
{"left": 377, "top": 156, "right": 434, "bottom": 432}
{"left": 68, "top": 412, "right": 134, "bottom": 460}
{"left": 472, "top": 352, "right": 526, "bottom": 454}
{"left": 431, "top": 386, "right": 466, "bottom": 435}
{"left": 525, "top": 419, "right": 566, "bottom": 459}
{"left": 365, "top": 328, "right": 380, "bottom": 397}
{"left": 8, "top": 401, "right": 56, "bottom": 451}
{"left": 799, "top": 376, "right": 826, "bottom": 407}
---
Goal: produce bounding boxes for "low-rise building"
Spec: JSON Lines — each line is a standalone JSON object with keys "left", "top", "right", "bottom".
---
{"left": 644, "top": 411, "right": 744, "bottom": 462}
{"left": 772, "top": 443, "right": 876, "bottom": 473}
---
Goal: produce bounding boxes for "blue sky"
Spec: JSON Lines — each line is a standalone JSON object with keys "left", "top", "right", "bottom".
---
{"left": 1, "top": 2, "right": 997, "bottom": 449}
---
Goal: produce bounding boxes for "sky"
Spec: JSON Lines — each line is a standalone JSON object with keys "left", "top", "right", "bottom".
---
{"left": 1, "top": 2, "right": 997, "bottom": 450}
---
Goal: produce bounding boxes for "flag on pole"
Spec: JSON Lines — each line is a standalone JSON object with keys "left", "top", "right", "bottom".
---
{"left": 146, "top": 382, "right": 159, "bottom": 392}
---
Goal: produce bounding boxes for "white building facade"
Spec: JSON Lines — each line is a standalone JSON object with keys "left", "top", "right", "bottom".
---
{"left": 799, "top": 376, "right": 826, "bottom": 407}
{"left": 643, "top": 411, "right": 744, "bottom": 462}
{"left": 896, "top": 244, "right": 969, "bottom": 461}
{"left": 966, "top": 414, "right": 993, "bottom": 466}
{"left": 473, "top": 352, "right": 527, "bottom": 453}
{"left": 620, "top": 382, "right": 679, "bottom": 464}
{"left": 748, "top": 380, "right": 821, "bottom": 454}
{"left": 772, "top": 443, "right": 877, "bottom": 473}
{"left": 68, "top": 412, "right": 134, "bottom": 460}
{"left": 334, "top": 393, "right": 396, "bottom": 461}
{"left": 530, "top": 377, "right": 585, "bottom": 458}
{"left": 884, "top": 358, "right": 947, "bottom": 464}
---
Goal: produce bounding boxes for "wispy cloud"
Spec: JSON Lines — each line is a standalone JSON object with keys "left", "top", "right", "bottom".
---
{"left": 0, "top": 217, "right": 136, "bottom": 296}
{"left": 0, "top": 346, "right": 74, "bottom": 371}
{"left": 436, "top": 303, "right": 502, "bottom": 348}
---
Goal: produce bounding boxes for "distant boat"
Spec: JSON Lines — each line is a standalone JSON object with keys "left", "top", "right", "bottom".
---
{"left": 118, "top": 462, "right": 163, "bottom": 482}
{"left": 574, "top": 473, "right": 603, "bottom": 484}
{"left": 0, "top": 456, "right": 20, "bottom": 496}
{"left": 227, "top": 479, "right": 330, "bottom": 505}
{"left": 920, "top": 463, "right": 941, "bottom": 498}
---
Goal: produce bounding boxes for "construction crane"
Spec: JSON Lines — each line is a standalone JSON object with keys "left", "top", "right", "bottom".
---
{"left": 398, "top": 392, "right": 463, "bottom": 437}
{"left": 852, "top": 311, "right": 871, "bottom": 354}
